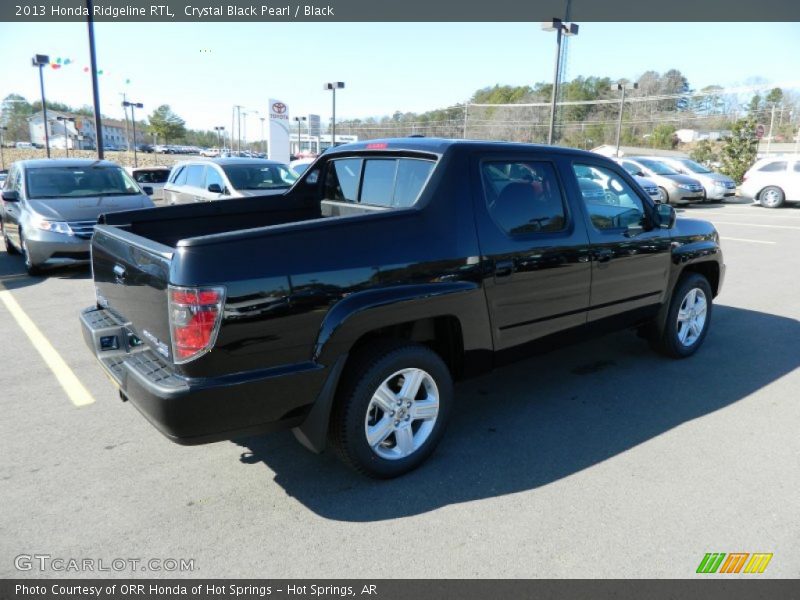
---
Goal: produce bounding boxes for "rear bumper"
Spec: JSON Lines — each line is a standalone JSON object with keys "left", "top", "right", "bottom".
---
{"left": 80, "top": 306, "right": 327, "bottom": 444}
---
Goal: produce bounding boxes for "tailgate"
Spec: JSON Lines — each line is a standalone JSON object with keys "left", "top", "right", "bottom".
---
{"left": 91, "top": 225, "right": 174, "bottom": 360}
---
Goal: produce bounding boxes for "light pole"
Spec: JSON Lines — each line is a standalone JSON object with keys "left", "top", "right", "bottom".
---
{"left": 56, "top": 116, "right": 76, "bottom": 158}
{"left": 213, "top": 126, "right": 225, "bottom": 150}
{"left": 260, "top": 117, "right": 266, "bottom": 155}
{"left": 293, "top": 116, "right": 307, "bottom": 156}
{"left": 122, "top": 100, "right": 143, "bottom": 167}
{"left": 0, "top": 126, "right": 7, "bottom": 169}
{"left": 541, "top": 19, "right": 578, "bottom": 145}
{"left": 614, "top": 82, "right": 638, "bottom": 157}
{"left": 233, "top": 105, "right": 243, "bottom": 153}
{"left": 86, "top": 0, "right": 104, "bottom": 159}
{"left": 324, "top": 81, "right": 345, "bottom": 149}
{"left": 31, "top": 54, "right": 51, "bottom": 158}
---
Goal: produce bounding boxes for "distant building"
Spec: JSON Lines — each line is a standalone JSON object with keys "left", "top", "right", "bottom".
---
{"left": 28, "top": 111, "right": 137, "bottom": 150}
{"left": 675, "top": 129, "right": 732, "bottom": 143}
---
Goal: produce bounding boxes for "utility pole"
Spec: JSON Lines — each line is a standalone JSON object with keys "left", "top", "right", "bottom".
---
{"left": 120, "top": 92, "right": 130, "bottom": 152}
{"left": 32, "top": 54, "right": 51, "bottom": 157}
{"left": 542, "top": 19, "right": 579, "bottom": 145}
{"left": 766, "top": 103, "right": 776, "bottom": 156}
{"left": 615, "top": 82, "right": 638, "bottom": 157}
{"left": 324, "top": 82, "right": 345, "bottom": 149}
{"left": 122, "top": 100, "right": 143, "bottom": 167}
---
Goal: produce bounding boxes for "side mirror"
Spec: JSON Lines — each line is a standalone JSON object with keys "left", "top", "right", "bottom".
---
{"left": 1, "top": 190, "right": 19, "bottom": 202}
{"left": 142, "top": 186, "right": 154, "bottom": 196}
{"left": 207, "top": 183, "right": 223, "bottom": 194}
{"left": 656, "top": 203, "right": 676, "bottom": 229}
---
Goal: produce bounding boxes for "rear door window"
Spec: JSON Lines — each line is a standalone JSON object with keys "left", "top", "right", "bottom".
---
{"left": 185, "top": 165, "right": 206, "bottom": 189}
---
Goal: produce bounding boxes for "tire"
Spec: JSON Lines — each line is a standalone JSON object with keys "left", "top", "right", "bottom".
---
{"left": 650, "top": 273, "right": 713, "bottom": 358}
{"left": 19, "top": 230, "right": 41, "bottom": 276}
{"left": 329, "top": 340, "right": 453, "bottom": 479}
{"left": 2, "top": 222, "right": 19, "bottom": 255}
{"left": 759, "top": 186, "right": 785, "bottom": 208}
{"left": 658, "top": 187, "right": 671, "bottom": 205}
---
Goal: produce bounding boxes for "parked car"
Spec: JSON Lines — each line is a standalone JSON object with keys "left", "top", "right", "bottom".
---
{"left": 80, "top": 138, "right": 724, "bottom": 478}
{"left": 199, "top": 148, "right": 221, "bottom": 158}
{"left": 15, "top": 142, "right": 34, "bottom": 150}
{"left": 136, "top": 144, "right": 154, "bottom": 154}
{"left": 126, "top": 166, "right": 172, "bottom": 205}
{"left": 290, "top": 157, "right": 316, "bottom": 176}
{"left": 656, "top": 157, "right": 736, "bottom": 202}
{"left": 575, "top": 164, "right": 662, "bottom": 203}
{"left": 1, "top": 159, "right": 155, "bottom": 275}
{"left": 163, "top": 158, "right": 297, "bottom": 205}
{"left": 618, "top": 157, "right": 704, "bottom": 205}
{"left": 740, "top": 155, "right": 800, "bottom": 208}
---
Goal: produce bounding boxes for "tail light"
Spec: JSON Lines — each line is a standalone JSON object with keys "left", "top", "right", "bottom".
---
{"left": 168, "top": 285, "right": 226, "bottom": 363}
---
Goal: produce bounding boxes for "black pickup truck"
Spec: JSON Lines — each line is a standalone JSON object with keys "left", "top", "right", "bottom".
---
{"left": 81, "top": 139, "right": 724, "bottom": 478}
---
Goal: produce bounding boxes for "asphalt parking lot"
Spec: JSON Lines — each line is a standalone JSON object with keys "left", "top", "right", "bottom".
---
{"left": 1, "top": 198, "right": 799, "bottom": 579}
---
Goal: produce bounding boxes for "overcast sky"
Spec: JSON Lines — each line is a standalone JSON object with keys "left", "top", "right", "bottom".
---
{"left": 1, "top": 22, "right": 798, "bottom": 134}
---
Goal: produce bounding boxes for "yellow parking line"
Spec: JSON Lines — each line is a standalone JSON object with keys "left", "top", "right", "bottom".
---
{"left": 0, "top": 283, "right": 95, "bottom": 407}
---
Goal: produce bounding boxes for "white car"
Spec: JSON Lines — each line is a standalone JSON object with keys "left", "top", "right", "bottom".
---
{"left": 656, "top": 157, "right": 737, "bottom": 202}
{"left": 741, "top": 156, "right": 800, "bottom": 208}
{"left": 289, "top": 157, "right": 315, "bottom": 176}
{"left": 126, "top": 166, "right": 172, "bottom": 205}
{"left": 163, "top": 158, "right": 297, "bottom": 205}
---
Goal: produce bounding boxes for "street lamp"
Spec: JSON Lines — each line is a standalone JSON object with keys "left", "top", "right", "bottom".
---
{"left": 614, "top": 82, "right": 638, "bottom": 157}
{"left": 293, "top": 116, "right": 307, "bottom": 156}
{"left": 56, "top": 116, "right": 76, "bottom": 158}
{"left": 541, "top": 19, "right": 578, "bottom": 145}
{"left": 259, "top": 117, "right": 266, "bottom": 155}
{"left": 324, "top": 81, "right": 345, "bottom": 149}
{"left": 31, "top": 54, "right": 51, "bottom": 158}
{"left": 213, "top": 126, "right": 225, "bottom": 151}
{"left": 122, "top": 100, "right": 143, "bottom": 167}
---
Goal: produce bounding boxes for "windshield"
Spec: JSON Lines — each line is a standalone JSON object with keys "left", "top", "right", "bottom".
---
{"left": 25, "top": 166, "right": 142, "bottom": 199}
{"left": 131, "top": 169, "right": 171, "bottom": 184}
{"left": 637, "top": 159, "right": 679, "bottom": 176}
{"left": 221, "top": 163, "right": 297, "bottom": 191}
{"left": 677, "top": 159, "right": 712, "bottom": 174}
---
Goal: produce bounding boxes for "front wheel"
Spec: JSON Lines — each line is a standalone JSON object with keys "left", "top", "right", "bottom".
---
{"left": 330, "top": 341, "right": 453, "bottom": 478}
{"left": 20, "top": 230, "right": 41, "bottom": 276}
{"left": 650, "top": 273, "right": 713, "bottom": 358}
{"left": 2, "top": 222, "right": 19, "bottom": 255}
{"left": 759, "top": 186, "right": 785, "bottom": 208}
{"left": 658, "top": 187, "right": 671, "bottom": 205}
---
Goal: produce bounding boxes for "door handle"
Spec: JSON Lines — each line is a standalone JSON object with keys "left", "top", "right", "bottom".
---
{"left": 113, "top": 264, "right": 127, "bottom": 283}
{"left": 594, "top": 248, "right": 613, "bottom": 263}
{"left": 494, "top": 259, "right": 515, "bottom": 278}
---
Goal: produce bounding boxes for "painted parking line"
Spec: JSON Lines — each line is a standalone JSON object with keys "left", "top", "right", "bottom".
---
{"left": 710, "top": 221, "right": 800, "bottom": 231}
{"left": 719, "top": 237, "right": 776, "bottom": 245}
{"left": 0, "top": 283, "right": 95, "bottom": 407}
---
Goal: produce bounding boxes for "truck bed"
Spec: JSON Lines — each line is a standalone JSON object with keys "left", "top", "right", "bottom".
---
{"left": 99, "top": 195, "right": 322, "bottom": 248}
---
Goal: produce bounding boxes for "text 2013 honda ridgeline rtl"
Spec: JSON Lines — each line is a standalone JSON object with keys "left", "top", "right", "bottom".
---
{"left": 81, "top": 139, "right": 724, "bottom": 478}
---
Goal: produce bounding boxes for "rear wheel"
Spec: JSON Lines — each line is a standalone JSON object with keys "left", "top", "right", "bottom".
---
{"left": 759, "top": 186, "right": 785, "bottom": 208}
{"left": 330, "top": 341, "right": 453, "bottom": 478}
{"left": 649, "top": 273, "right": 713, "bottom": 358}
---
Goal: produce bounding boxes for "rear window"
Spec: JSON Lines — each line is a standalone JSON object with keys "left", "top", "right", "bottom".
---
{"left": 131, "top": 169, "right": 170, "bottom": 184}
{"left": 324, "top": 157, "right": 434, "bottom": 207}
{"left": 25, "top": 166, "right": 140, "bottom": 199}
{"left": 221, "top": 163, "right": 297, "bottom": 191}
{"left": 758, "top": 161, "right": 787, "bottom": 172}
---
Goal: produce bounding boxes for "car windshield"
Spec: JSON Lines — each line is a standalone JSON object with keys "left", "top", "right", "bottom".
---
{"left": 221, "top": 163, "right": 297, "bottom": 191}
{"left": 678, "top": 159, "right": 712, "bottom": 174}
{"left": 637, "top": 159, "right": 679, "bottom": 176}
{"left": 25, "top": 166, "right": 142, "bottom": 199}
